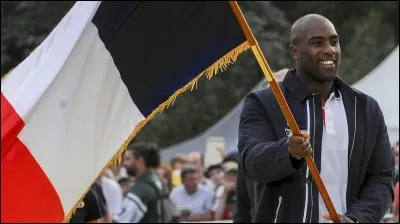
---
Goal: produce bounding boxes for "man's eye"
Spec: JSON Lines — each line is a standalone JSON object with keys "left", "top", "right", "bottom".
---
{"left": 311, "top": 41, "right": 322, "bottom": 45}
{"left": 331, "top": 40, "right": 339, "bottom": 45}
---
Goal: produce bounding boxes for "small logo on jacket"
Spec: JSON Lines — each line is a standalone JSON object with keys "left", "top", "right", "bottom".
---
{"left": 285, "top": 127, "right": 292, "bottom": 137}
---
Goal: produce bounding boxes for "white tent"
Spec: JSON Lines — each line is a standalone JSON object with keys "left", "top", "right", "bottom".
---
{"left": 161, "top": 46, "right": 399, "bottom": 162}
{"left": 352, "top": 46, "right": 399, "bottom": 146}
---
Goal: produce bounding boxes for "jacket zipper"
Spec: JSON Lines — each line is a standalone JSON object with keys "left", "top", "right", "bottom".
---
{"left": 274, "top": 196, "right": 282, "bottom": 223}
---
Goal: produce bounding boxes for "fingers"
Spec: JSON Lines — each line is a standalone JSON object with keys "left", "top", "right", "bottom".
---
{"left": 289, "top": 134, "right": 304, "bottom": 144}
{"left": 323, "top": 214, "right": 331, "bottom": 220}
{"left": 288, "top": 130, "right": 312, "bottom": 160}
{"left": 323, "top": 213, "right": 354, "bottom": 223}
{"left": 300, "top": 130, "right": 309, "bottom": 139}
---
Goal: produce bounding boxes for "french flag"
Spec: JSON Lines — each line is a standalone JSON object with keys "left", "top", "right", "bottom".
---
{"left": 1, "top": 1, "right": 249, "bottom": 222}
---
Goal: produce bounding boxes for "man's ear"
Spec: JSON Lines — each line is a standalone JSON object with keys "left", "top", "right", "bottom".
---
{"left": 289, "top": 44, "right": 298, "bottom": 60}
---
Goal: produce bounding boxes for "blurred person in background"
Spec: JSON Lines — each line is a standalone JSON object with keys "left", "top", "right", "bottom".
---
{"left": 118, "top": 177, "right": 134, "bottom": 197}
{"left": 205, "top": 163, "right": 225, "bottom": 192}
{"left": 113, "top": 142, "right": 166, "bottom": 223}
{"left": 187, "top": 151, "right": 214, "bottom": 190}
{"left": 170, "top": 167, "right": 214, "bottom": 222}
{"left": 99, "top": 174, "right": 123, "bottom": 218}
{"left": 393, "top": 181, "right": 399, "bottom": 222}
{"left": 394, "top": 142, "right": 399, "bottom": 183}
{"left": 105, "top": 164, "right": 129, "bottom": 182}
{"left": 70, "top": 183, "right": 108, "bottom": 223}
{"left": 170, "top": 154, "right": 187, "bottom": 171}
{"left": 213, "top": 161, "right": 238, "bottom": 221}
{"left": 156, "top": 163, "right": 173, "bottom": 192}
{"left": 170, "top": 154, "right": 187, "bottom": 188}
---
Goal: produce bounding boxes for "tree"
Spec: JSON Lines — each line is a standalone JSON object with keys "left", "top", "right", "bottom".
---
{"left": 1, "top": 1, "right": 398, "bottom": 149}
{"left": 1, "top": 1, "right": 75, "bottom": 76}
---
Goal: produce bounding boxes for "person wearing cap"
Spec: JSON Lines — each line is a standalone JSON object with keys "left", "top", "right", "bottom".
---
{"left": 205, "top": 164, "right": 225, "bottom": 191}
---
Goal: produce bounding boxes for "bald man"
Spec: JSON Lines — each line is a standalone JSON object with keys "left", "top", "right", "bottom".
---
{"left": 238, "top": 14, "right": 394, "bottom": 223}
{"left": 187, "top": 151, "right": 215, "bottom": 191}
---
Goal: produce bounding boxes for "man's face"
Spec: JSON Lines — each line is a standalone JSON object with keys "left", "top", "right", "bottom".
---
{"left": 173, "top": 161, "right": 186, "bottom": 171}
{"left": 187, "top": 155, "right": 202, "bottom": 172}
{"left": 122, "top": 151, "right": 138, "bottom": 177}
{"left": 224, "top": 171, "right": 237, "bottom": 184}
{"left": 209, "top": 168, "right": 225, "bottom": 186}
{"left": 183, "top": 172, "right": 199, "bottom": 193}
{"left": 293, "top": 20, "right": 341, "bottom": 82}
{"left": 394, "top": 144, "right": 399, "bottom": 167}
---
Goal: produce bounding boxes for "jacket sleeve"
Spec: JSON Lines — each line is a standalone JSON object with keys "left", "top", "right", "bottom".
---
{"left": 345, "top": 104, "right": 395, "bottom": 223}
{"left": 238, "top": 92, "right": 303, "bottom": 183}
{"left": 233, "top": 164, "right": 252, "bottom": 223}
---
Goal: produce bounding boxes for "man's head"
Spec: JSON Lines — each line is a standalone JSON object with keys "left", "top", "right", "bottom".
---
{"left": 222, "top": 161, "right": 238, "bottom": 184}
{"left": 205, "top": 164, "right": 225, "bottom": 186}
{"left": 290, "top": 14, "right": 341, "bottom": 82}
{"left": 122, "top": 142, "right": 160, "bottom": 177}
{"left": 181, "top": 167, "right": 200, "bottom": 194}
{"left": 170, "top": 154, "right": 187, "bottom": 170}
{"left": 187, "top": 151, "right": 204, "bottom": 173}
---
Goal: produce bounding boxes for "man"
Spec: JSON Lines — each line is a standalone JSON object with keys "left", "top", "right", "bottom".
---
{"left": 238, "top": 14, "right": 395, "bottom": 223}
{"left": 69, "top": 183, "right": 107, "bottom": 223}
{"left": 113, "top": 142, "right": 166, "bottom": 223}
{"left": 205, "top": 163, "right": 225, "bottom": 189}
{"left": 187, "top": 151, "right": 214, "bottom": 190}
{"left": 170, "top": 167, "right": 214, "bottom": 222}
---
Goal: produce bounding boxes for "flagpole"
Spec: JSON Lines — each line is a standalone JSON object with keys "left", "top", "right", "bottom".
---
{"left": 229, "top": 1, "right": 340, "bottom": 223}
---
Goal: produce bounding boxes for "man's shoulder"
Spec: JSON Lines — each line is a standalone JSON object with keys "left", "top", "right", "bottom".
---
{"left": 349, "top": 86, "right": 382, "bottom": 112}
{"left": 131, "top": 180, "right": 154, "bottom": 197}
{"left": 337, "top": 78, "right": 382, "bottom": 112}
{"left": 170, "top": 185, "right": 184, "bottom": 195}
{"left": 250, "top": 84, "right": 279, "bottom": 99}
{"left": 197, "top": 184, "right": 214, "bottom": 195}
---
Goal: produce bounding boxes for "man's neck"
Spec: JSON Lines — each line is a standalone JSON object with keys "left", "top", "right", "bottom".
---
{"left": 185, "top": 186, "right": 197, "bottom": 195}
{"left": 136, "top": 168, "right": 149, "bottom": 179}
{"left": 296, "top": 70, "right": 334, "bottom": 100}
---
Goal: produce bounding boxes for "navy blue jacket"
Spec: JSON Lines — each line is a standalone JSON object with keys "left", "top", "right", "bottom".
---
{"left": 238, "top": 69, "right": 395, "bottom": 223}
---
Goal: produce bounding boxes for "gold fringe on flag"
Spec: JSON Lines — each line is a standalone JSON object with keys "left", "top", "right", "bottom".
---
{"left": 61, "top": 40, "right": 250, "bottom": 222}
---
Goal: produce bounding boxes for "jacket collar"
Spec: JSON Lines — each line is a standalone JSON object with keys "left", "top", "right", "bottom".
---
{"left": 282, "top": 68, "right": 344, "bottom": 102}
{"left": 282, "top": 69, "right": 312, "bottom": 102}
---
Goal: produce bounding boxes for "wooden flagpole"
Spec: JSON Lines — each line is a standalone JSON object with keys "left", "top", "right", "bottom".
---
{"left": 229, "top": 1, "right": 340, "bottom": 223}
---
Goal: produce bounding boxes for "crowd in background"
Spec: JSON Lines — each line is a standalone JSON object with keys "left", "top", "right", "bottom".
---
{"left": 69, "top": 141, "right": 399, "bottom": 223}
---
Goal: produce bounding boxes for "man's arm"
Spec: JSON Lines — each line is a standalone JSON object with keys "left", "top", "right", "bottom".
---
{"left": 345, "top": 105, "right": 395, "bottom": 223}
{"left": 233, "top": 164, "right": 252, "bottom": 223}
{"left": 186, "top": 189, "right": 217, "bottom": 221}
{"left": 113, "top": 192, "right": 147, "bottom": 223}
{"left": 238, "top": 92, "right": 303, "bottom": 183}
{"left": 186, "top": 210, "right": 214, "bottom": 222}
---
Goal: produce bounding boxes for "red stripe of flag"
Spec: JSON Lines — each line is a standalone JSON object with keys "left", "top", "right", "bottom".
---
{"left": 1, "top": 93, "right": 64, "bottom": 222}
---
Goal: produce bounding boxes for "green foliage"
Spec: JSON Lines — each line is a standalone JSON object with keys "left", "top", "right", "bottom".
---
{"left": 1, "top": 1, "right": 75, "bottom": 75}
{"left": 1, "top": 1, "right": 398, "bottom": 149}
